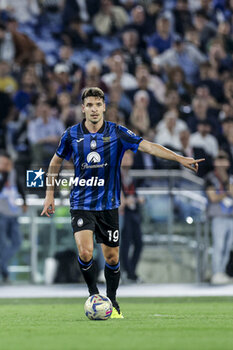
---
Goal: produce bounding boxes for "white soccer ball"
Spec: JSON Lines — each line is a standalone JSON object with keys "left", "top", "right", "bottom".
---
{"left": 84, "top": 294, "right": 113, "bottom": 320}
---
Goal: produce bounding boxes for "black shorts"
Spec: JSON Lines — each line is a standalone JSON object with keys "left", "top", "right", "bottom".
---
{"left": 70, "top": 209, "right": 120, "bottom": 247}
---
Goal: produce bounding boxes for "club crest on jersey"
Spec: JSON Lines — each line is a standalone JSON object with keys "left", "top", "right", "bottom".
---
{"left": 77, "top": 218, "right": 83, "bottom": 227}
{"left": 90, "top": 140, "right": 97, "bottom": 150}
{"left": 87, "top": 152, "right": 101, "bottom": 164}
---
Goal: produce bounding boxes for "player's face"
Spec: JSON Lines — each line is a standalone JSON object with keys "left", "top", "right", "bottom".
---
{"left": 82, "top": 96, "right": 105, "bottom": 125}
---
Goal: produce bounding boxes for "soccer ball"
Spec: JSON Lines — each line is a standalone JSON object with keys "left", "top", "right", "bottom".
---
{"left": 84, "top": 294, "right": 113, "bottom": 320}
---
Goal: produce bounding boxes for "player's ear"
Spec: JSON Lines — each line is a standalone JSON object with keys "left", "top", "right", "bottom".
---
{"left": 103, "top": 103, "right": 106, "bottom": 112}
{"left": 82, "top": 104, "right": 85, "bottom": 113}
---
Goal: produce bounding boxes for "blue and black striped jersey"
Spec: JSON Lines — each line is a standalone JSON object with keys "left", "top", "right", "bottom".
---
{"left": 56, "top": 120, "right": 143, "bottom": 211}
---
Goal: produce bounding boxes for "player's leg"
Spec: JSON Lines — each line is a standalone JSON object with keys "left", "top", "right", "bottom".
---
{"left": 101, "top": 244, "right": 120, "bottom": 301}
{"left": 101, "top": 244, "right": 123, "bottom": 318}
{"left": 74, "top": 230, "right": 99, "bottom": 295}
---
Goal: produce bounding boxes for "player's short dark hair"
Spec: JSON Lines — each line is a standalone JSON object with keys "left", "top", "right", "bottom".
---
{"left": 81, "top": 87, "right": 105, "bottom": 103}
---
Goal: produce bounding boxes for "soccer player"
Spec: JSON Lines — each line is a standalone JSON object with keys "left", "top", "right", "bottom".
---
{"left": 41, "top": 87, "right": 204, "bottom": 318}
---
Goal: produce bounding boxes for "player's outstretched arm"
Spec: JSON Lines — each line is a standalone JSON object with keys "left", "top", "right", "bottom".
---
{"left": 41, "top": 154, "right": 63, "bottom": 217}
{"left": 138, "top": 140, "right": 205, "bottom": 173}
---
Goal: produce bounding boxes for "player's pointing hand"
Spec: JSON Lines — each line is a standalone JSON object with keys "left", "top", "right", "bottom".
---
{"left": 41, "top": 196, "right": 55, "bottom": 217}
{"left": 179, "top": 157, "right": 205, "bottom": 173}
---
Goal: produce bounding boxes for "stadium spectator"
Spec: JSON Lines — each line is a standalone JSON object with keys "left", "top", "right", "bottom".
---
{"left": 13, "top": 70, "right": 42, "bottom": 111}
{"left": 185, "top": 25, "right": 202, "bottom": 50}
{"left": 84, "top": 60, "right": 108, "bottom": 93}
{"left": 27, "top": 100, "right": 64, "bottom": 167}
{"left": 193, "top": 9, "right": 217, "bottom": 53}
{"left": 144, "top": 0, "right": 163, "bottom": 29}
{"left": 107, "top": 80, "right": 132, "bottom": 120}
{"left": 105, "top": 103, "right": 124, "bottom": 125}
{"left": 208, "top": 38, "right": 233, "bottom": 78}
{"left": 56, "top": 45, "right": 81, "bottom": 75}
{"left": 190, "top": 120, "right": 219, "bottom": 159}
{"left": 130, "top": 90, "right": 150, "bottom": 134}
{"left": 6, "top": 17, "right": 45, "bottom": 66}
{"left": 62, "top": 15, "right": 91, "bottom": 49}
{"left": 185, "top": 96, "right": 210, "bottom": 132}
{"left": 198, "top": 62, "right": 224, "bottom": 103}
{"left": 147, "top": 13, "right": 173, "bottom": 58}
{"left": 0, "top": 0, "right": 40, "bottom": 23}
{"left": 217, "top": 20, "right": 233, "bottom": 54}
{"left": 172, "top": 0, "right": 192, "bottom": 36}
{"left": 126, "top": 63, "right": 163, "bottom": 126}
{"left": 121, "top": 28, "right": 150, "bottom": 75}
{"left": 62, "top": 0, "right": 100, "bottom": 27}
{"left": 36, "top": 0, "right": 63, "bottom": 35}
{"left": 205, "top": 150, "right": 233, "bottom": 284}
{"left": 166, "top": 66, "right": 193, "bottom": 104}
{"left": 195, "top": 84, "right": 220, "bottom": 110}
{"left": 102, "top": 53, "right": 137, "bottom": 90}
{"left": 93, "top": 0, "right": 129, "bottom": 36}
{"left": 153, "top": 34, "right": 207, "bottom": 84}
{"left": 0, "top": 151, "right": 27, "bottom": 283}
{"left": 179, "top": 128, "right": 212, "bottom": 176}
{"left": 53, "top": 63, "right": 82, "bottom": 102}
{"left": 155, "top": 109, "right": 187, "bottom": 151}
{"left": 126, "top": 5, "right": 152, "bottom": 47}
{"left": 164, "top": 89, "right": 181, "bottom": 112}
{"left": 57, "top": 92, "right": 81, "bottom": 128}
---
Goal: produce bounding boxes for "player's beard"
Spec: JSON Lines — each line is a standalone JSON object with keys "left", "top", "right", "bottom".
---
{"left": 90, "top": 115, "right": 103, "bottom": 125}
{"left": 91, "top": 119, "right": 99, "bottom": 124}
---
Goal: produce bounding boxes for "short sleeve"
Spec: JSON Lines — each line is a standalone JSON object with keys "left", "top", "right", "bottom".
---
{"left": 56, "top": 128, "right": 73, "bottom": 161}
{"left": 117, "top": 125, "right": 143, "bottom": 153}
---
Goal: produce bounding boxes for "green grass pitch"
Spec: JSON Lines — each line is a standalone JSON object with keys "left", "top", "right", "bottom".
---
{"left": 1, "top": 297, "right": 233, "bottom": 350}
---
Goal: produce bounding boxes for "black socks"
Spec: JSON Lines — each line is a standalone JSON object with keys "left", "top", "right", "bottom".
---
{"left": 78, "top": 256, "right": 120, "bottom": 301}
{"left": 78, "top": 256, "right": 99, "bottom": 295}
{"left": 104, "top": 261, "right": 120, "bottom": 303}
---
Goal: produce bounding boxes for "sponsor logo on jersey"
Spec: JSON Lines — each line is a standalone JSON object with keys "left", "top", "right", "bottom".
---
{"left": 76, "top": 138, "right": 84, "bottom": 143}
{"left": 81, "top": 163, "right": 108, "bottom": 169}
{"left": 87, "top": 151, "right": 101, "bottom": 164}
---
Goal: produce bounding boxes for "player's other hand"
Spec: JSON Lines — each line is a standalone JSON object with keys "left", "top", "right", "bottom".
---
{"left": 179, "top": 157, "right": 205, "bottom": 173}
{"left": 41, "top": 196, "right": 55, "bottom": 217}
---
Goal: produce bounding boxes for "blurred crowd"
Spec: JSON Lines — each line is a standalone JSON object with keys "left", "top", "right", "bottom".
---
{"left": 0, "top": 0, "right": 233, "bottom": 183}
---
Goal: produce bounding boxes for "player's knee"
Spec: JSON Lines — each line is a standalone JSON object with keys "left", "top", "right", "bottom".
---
{"left": 79, "top": 248, "right": 93, "bottom": 262}
{"left": 105, "top": 255, "right": 119, "bottom": 266}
